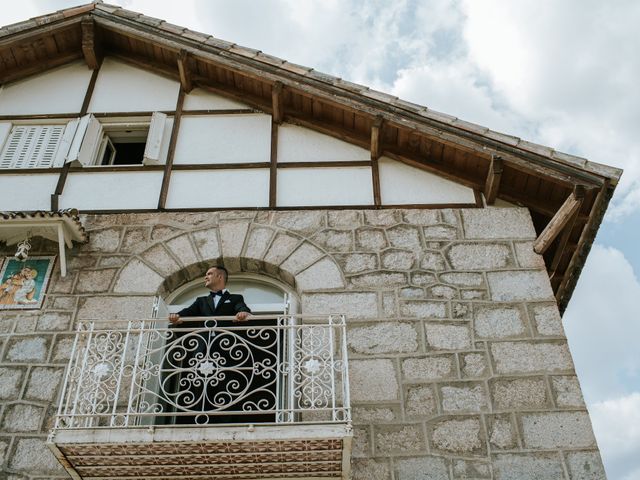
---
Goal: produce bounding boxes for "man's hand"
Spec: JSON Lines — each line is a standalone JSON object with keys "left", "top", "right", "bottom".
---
{"left": 234, "top": 311, "right": 250, "bottom": 322}
{"left": 169, "top": 313, "right": 182, "bottom": 325}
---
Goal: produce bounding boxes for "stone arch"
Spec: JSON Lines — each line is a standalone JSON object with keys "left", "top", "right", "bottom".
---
{"left": 111, "top": 220, "right": 346, "bottom": 298}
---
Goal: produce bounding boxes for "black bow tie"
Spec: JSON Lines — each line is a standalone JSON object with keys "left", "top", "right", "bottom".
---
{"left": 212, "top": 290, "right": 224, "bottom": 297}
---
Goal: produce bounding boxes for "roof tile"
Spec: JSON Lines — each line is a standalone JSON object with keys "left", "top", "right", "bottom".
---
{"left": 307, "top": 69, "right": 340, "bottom": 84}
{"left": 111, "top": 8, "right": 141, "bottom": 20}
{"left": 451, "top": 118, "right": 490, "bottom": 135}
{"left": 423, "top": 109, "right": 457, "bottom": 125}
{"left": 95, "top": 3, "right": 122, "bottom": 14}
{"left": 362, "top": 89, "right": 398, "bottom": 103}
{"left": 333, "top": 78, "right": 368, "bottom": 94}
{"left": 134, "top": 14, "right": 165, "bottom": 28}
{"left": 518, "top": 139, "right": 554, "bottom": 157}
{"left": 391, "top": 97, "right": 422, "bottom": 113}
{"left": 181, "top": 29, "right": 211, "bottom": 43}
{"left": 159, "top": 21, "right": 186, "bottom": 35}
{"left": 255, "top": 52, "right": 285, "bottom": 67}
{"left": 484, "top": 130, "right": 521, "bottom": 147}
{"left": 550, "top": 150, "right": 587, "bottom": 168}
{"left": 280, "top": 62, "right": 313, "bottom": 76}
{"left": 228, "top": 45, "right": 261, "bottom": 58}
{"left": 204, "top": 37, "right": 234, "bottom": 50}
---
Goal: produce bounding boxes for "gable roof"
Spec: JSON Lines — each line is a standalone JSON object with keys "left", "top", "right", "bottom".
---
{"left": 0, "top": 2, "right": 622, "bottom": 313}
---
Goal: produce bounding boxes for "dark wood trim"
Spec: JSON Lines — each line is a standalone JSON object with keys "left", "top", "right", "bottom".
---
{"left": 81, "top": 18, "right": 102, "bottom": 70}
{"left": 0, "top": 168, "right": 63, "bottom": 175}
{"left": 68, "top": 165, "right": 166, "bottom": 173}
{"left": 371, "top": 116, "right": 383, "bottom": 207}
{"left": 272, "top": 81, "right": 284, "bottom": 124}
{"left": 534, "top": 185, "right": 586, "bottom": 255}
{"left": 0, "top": 114, "right": 79, "bottom": 121}
{"left": 91, "top": 111, "right": 157, "bottom": 118}
{"left": 80, "top": 67, "right": 100, "bottom": 116}
{"left": 51, "top": 163, "right": 71, "bottom": 210}
{"left": 549, "top": 208, "right": 580, "bottom": 278}
{"left": 381, "top": 202, "right": 480, "bottom": 209}
{"left": 1, "top": 51, "right": 84, "bottom": 85}
{"left": 182, "top": 109, "right": 262, "bottom": 115}
{"left": 484, "top": 155, "right": 503, "bottom": 204}
{"left": 158, "top": 89, "right": 185, "bottom": 209}
{"left": 195, "top": 79, "right": 271, "bottom": 113}
{"left": 277, "top": 161, "right": 371, "bottom": 168}
{"left": 269, "top": 121, "right": 278, "bottom": 208}
{"left": 474, "top": 189, "right": 484, "bottom": 208}
{"left": 172, "top": 163, "right": 270, "bottom": 171}
{"left": 177, "top": 49, "right": 193, "bottom": 93}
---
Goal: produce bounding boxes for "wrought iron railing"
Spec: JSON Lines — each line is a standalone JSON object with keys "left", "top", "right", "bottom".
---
{"left": 53, "top": 315, "right": 351, "bottom": 429}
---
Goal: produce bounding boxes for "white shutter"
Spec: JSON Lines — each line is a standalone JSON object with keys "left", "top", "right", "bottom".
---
{"left": 0, "top": 122, "right": 11, "bottom": 152}
{"left": 143, "top": 111, "right": 167, "bottom": 165}
{"left": 0, "top": 124, "right": 65, "bottom": 169}
{"left": 53, "top": 118, "right": 79, "bottom": 167}
{"left": 67, "top": 114, "right": 103, "bottom": 166}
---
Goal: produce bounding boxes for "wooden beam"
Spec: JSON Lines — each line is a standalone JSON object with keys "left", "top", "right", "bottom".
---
{"left": 370, "top": 116, "right": 383, "bottom": 207}
{"left": 484, "top": 155, "right": 503, "bottom": 204}
{"left": 81, "top": 18, "right": 101, "bottom": 70}
{"left": 177, "top": 49, "right": 193, "bottom": 93}
{"left": 272, "top": 81, "right": 284, "bottom": 124}
{"left": 0, "top": 51, "right": 83, "bottom": 84}
{"left": 158, "top": 89, "right": 185, "bottom": 209}
{"left": 533, "top": 185, "right": 586, "bottom": 255}
{"left": 269, "top": 121, "right": 278, "bottom": 208}
{"left": 549, "top": 208, "right": 580, "bottom": 279}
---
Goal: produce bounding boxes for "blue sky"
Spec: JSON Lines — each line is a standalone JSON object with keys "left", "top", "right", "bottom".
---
{"left": 3, "top": 1, "right": 639, "bottom": 478}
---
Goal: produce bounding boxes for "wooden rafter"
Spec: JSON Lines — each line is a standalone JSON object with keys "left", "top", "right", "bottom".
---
{"left": 534, "top": 185, "right": 586, "bottom": 255}
{"left": 370, "top": 116, "right": 383, "bottom": 206}
{"left": 484, "top": 155, "right": 503, "bottom": 204}
{"left": 272, "top": 81, "right": 284, "bottom": 124}
{"left": 81, "top": 18, "right": 101, "bottom": 70}
{"left": 177, "top": 49, "right": 193, "bottom": 93}
{"left": 158, "top": 90, "right": 185, "bottom": 209}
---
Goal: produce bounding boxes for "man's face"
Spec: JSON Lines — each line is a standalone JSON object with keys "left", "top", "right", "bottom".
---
{"left": 204, "top": 268, "right": 223, "bottom": 290}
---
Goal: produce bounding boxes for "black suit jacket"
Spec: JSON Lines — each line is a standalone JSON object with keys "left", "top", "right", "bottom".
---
{"left": 177, "top": 291, "right": 251, "bottom": 318}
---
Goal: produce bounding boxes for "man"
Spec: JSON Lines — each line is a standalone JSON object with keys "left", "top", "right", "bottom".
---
{"left": 169, "top": 266, "right": 250, "bottom": 324}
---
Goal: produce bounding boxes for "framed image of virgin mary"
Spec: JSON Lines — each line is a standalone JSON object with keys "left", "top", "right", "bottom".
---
{"left": 0, "top": 256, "right": 55, "bottom": 310}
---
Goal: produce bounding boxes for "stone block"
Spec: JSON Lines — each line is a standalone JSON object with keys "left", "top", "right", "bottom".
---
{"left": 244, "top": 227, "right": 275, "bottom": 260}
{"left": 5, "top": 337, "right": 48, "bottom": 362}
{"left": 166, "top": 234, "right": 198, "bottom": 266}
{"left": 276, "top": 210, "right": 324, "bottom": 233}
{"left": 461, "top": 289, "right": 486, "bottom": 300}
{"left": 86, "top": 228, "right": 120, "bottom": 252}
{"left": 429, "top": 416, "right": 484, "bottom": 455}
{"left": 551, "top": 376, "right": 585, "bottom": 407}
{"left": 352, "top": 426, "right": 371, "bottom": 457}
{"left": 364, "top": 210, "right": 399, "bottom": 226}
{"left": 348, "top": 322, "right": 418, "bottom": 354}
{"left": 387, "top": 225, "right": 422, "bottom": 248}
{"left": 491, "top": 377, "right": 548, "bottom": 409}
{"left": 120, "top": 226, "right": 151, "bottom": 253}
{"left": 487, "top": 271, "right": 554, "bottom": 301}
{"left": 405, "top": 385, "right": 437, "bottom": 418}
{"left": 402, "top": 355, "right": 456, "bottom": 381}
{"left": 453, "top": 302, "right": 471, "bottom": 319}
{"left": 402, "top": 210, "right": 440, "bottom": 225}
{"left": 566, "top": 451, "right": 607, "bottom": 480}
{"left": 99, "top": 255, "right": 128, "bottom": 267}
{"left": 420, "top": 251, "right": 447, "bottom": 271}
{"left": 428, "top": 285, "right": 458, "bottom": 299}
{"left": 474, "top": 305, "right": 526, "bottom": 339}
{"left": 2, "top": 404, "right": 44, "bottom": 432}
{"left": 9, "top": 437, "right": 65, "bottom": 473}
{"left": 491, "top": 341, "right": 573, "bottom": 374}
{"left": 441, "top": 383, "right": 488, "bottom": 413}
{"left": 488, "top": 414, "right": 517, "bottom": 450}
{"left": 353, "top": 406, "right": 398, "bottom": 422}
{"left": 36, "top": 312, "right": 71, "bottom": 331}
{"left": 531, "top": 304, "right": 564, "bottom": 336}
{"left": 381, "top": 249, "right": 415, "bottom": 270}
{"left": 425, "top": 323, "right": 471, "bottom": 350}
{"left": 350, "top": 272, "right": 407, "bottom": 288}
{"left": 0, "top": 367, "right": 24, "bottom": 399}
{"left": 514, "top": 241, "right": 546, "bottom": 268}
{"left": 447, "top": 243, "right": 513, "bottom": 270}
{"left": 375, "top": 424, "right": 425, "bottom": 454}
{"left": 52, "top": 335, "right": 75, "bottom": 362}
{"left": 521, "top": 412, "right": 596, "bottom": 448}
{"left": 302, "top": 292, "right": 378, "bottom": 319}
{"left": 313, "top": 229, "right": 353, "bottom": 252}
{"left": 49, "top": 295, "right": 77, "bottom": 310}
{"left": 355, "top": 228, "right": 387, "bottom": 249}
{"left": 113, "top": 259, "right": 164, "bottom": 293}
{"left": 493, "top": 454, "right": 564, "bottom": 480}
{"left": 411, "top": 272, "right": 437, "bottom": 286}
{"left": 150, "top": 224, "right": 183, "bottom": 241}
{"left": 452, "top": 459, "right": 491, "bottom": 478}
{"left": 328, "top": 210, "right": 362, "bottom": 228}
{"left": 296, "top": 258, "right": 345, "bottom": 290}
{"left": 264, "top": 232, "right": 300, "bottom": 265}
{"left": 192, "top": 227, "right": 221, "bottom": 260}
{"left": 76, "top": 269, "right": 117, "bottom": 293}
{"left": 350, "top": 359, "right": 398, "bottom": 401}
{"left": 400, "top": 287, "right": 424, "bottom": 299}
{"left": 141, "top": 244, "right": 180, "bottom": 277}
{"left": 396, "top": 457, "right": 449, "bottom": 480}
{"left": 219, "top": 221, "right": 250, "bottom": 260}
{"left": 25, "top": 367, "right": 64, "bottom": 402}
{"left": 460, "top": 353, "right": 489, "bottom": 378}
{"left": 462, "top": 208, "right": 536, "bottom": 239}
{"left": 352, "top": 459, "right": 391, "bottom": 480}
{"left": 401, "top": 301, "right": 446, "bottom": 318}
{"left": 0, "top": 438, "right": 7, "bottom": 469}
{"left": 440, "top": 272, "right": 483, "bottom": 287}
{"left": 49, "top": 271, "right": 77, "bottom": 294}
{"left": 78, "top": 296, "right": 156, "bottom": 320}
{"left": 339, "top": 253, "right": 378, "bottom": 273}
{"left": 280, "top": 243, "right": 323, "bottom": 274}
{"left": 423, "top": 225, "right": 458, "bottom": 239}
{"left": 382, "top": 292, "right": 397, "bottom": 317}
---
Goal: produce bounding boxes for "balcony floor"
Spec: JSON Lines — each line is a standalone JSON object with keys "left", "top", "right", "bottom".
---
{"left": 48, "top": 424, "right": 352, "bottom": 480}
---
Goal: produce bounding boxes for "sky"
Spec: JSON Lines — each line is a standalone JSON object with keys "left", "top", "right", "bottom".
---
{"left": 2, "top": 1, "right": 639, "bottom": 478}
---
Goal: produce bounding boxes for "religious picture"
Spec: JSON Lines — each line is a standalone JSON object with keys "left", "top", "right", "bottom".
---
{"left": 0, "top": 256, "right": 55, "bottom": 310}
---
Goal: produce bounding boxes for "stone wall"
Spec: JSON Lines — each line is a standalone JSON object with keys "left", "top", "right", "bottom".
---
{"left": 0, "top": 208, "right": 606, "bottom": 479}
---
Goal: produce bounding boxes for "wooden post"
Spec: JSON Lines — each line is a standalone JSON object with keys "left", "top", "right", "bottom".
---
{"left": 533, "top": 185, "right": 585, "bottom": 255}
{"left": 371, "top": 116, "right": 383, "bottom": 207}
{"left": 269, "top": 122, "right": 278, "bottom": 208}
{"left": 177, "top": 49, "right": 193, "bottom": 93}
{"left": 158, "top": 90, "right": 185, "bottom": 209}
{"left": 272, "top": 82, "right": 284, "bottom": 125}
{"left": 484, "top": 155, "right": 503, "bottom": 205}
{"left": 81, "top": 19, "right": 101, "bottom": 70}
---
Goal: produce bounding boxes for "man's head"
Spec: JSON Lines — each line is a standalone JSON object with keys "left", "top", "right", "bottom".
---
{"left": 204, "top": 266, "right": 228, "bottom": 291}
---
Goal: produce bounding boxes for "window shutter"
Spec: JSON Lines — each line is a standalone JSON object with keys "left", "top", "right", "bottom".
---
{"left": 53, "top": 119, "right": 79, "bottom": 167}
{"left": 0, "top": 122, "right": 11, "bottom": 152}
{"left": 143, "top": 111, "right": 167, "bottom": 165}
{"left": 67, "top": 114, "right": 102, "bottom": 166}
{"left": 0, "top": 124, "right": 65, "bottom": 169}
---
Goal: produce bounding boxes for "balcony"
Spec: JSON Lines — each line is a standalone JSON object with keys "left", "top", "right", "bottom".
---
{"left": 47, "top": 315, "right": 352, "bottom": 480}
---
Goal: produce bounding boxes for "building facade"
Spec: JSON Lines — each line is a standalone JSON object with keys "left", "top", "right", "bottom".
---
{"left": 0, "top": 3, "right": 622, "bottom": 479}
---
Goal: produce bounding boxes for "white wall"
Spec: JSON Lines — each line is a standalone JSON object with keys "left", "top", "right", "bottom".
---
{"left": 0, "top": 174, "right": 58, "bottom": 210}
{"left": 59, "top": 171, "right": 163, "bottom": 210}
{"left": 166, "top": 169, "right": 270, "bottom": 208}
{"left": 0, "top": 62, "right": 92, "bottom": 115}
{"left": 379, "top": 157, "right": 476, "bottom": 205}
{"left": 88, "top": 58, "right": 179, "bottom": 113}
{"left": 174, "top": 115, "right": 271, "bottom": 164}
{"left": 183, "top": 88, "right": 250, "bottom": 110}
{"left": 278, "top": 124, "right": 370, "bottom": 162}
{"left": 277, "top": 167, "right": 373, "bottom": 206}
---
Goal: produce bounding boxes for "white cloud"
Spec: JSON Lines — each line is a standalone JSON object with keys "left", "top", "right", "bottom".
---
{"left": 590, "top": 392, "right": 640, "bottom": 480}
